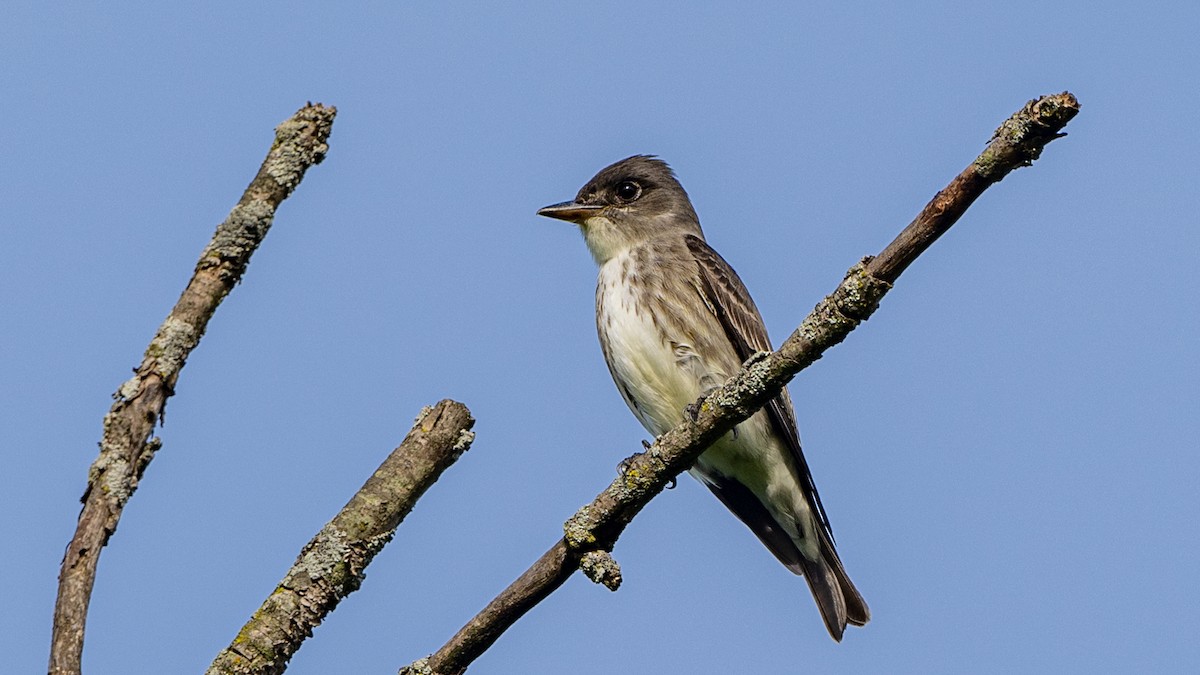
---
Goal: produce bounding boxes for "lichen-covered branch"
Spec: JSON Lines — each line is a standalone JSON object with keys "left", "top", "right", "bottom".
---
{"left": 207, "top": 400, "right": 476, "bottom": 675}
{"left": 50, "top": 103, "right": 337, "bottom": 675}
{"left": 403, "top": 92, "right": 1079, "bottom": 675}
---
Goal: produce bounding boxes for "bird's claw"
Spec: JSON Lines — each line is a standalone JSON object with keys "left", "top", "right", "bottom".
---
{"left": 616, "top": 454, "right": 638, "bottom": 477}
{"left": 619, "top": 439, "right": 675, "bottom": 489}
{"left": 642, "top": 440, "right": 678, "bottom": 489}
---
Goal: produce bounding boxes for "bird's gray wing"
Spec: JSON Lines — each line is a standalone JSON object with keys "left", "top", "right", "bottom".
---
{"left": 684, "top": 234, "right": 835, "bottom": 542}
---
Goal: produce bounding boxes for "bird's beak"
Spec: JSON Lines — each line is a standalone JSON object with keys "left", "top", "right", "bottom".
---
{"left": 536, "top": 201, "right": 603, "bottom": 223}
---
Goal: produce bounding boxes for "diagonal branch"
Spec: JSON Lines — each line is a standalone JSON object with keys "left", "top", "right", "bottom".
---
{"left": 50, "top": 103, "right": 337, "bottom": 675}
{"left": 402, "top": 92, "right": 1080, "bottom": 675}
{"left": 207, "top": 400, "right": 476, "bottom": 675}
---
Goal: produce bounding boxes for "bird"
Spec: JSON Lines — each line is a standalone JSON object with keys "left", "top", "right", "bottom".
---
{"left": 537, "top": 155, "right": 869, "bottom": 640}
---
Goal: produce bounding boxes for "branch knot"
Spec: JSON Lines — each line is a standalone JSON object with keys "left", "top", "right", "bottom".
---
{"left": 579, "top": 551, "right": 623, "bottom": 591}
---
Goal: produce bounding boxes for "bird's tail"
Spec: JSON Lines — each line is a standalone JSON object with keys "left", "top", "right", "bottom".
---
{"left": 690, "top": 467, "right": 868, "bottom": 640}
{"left": 796, "top": 528, "right": 870, "bottom": 641}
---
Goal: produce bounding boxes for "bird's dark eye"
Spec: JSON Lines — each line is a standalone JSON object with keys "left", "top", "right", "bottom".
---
{"left": 615, "top": 181, "right": 642, "bottom": 202}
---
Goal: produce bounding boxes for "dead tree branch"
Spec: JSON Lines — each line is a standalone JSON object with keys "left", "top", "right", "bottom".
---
{"left": 50, "top": 103, "right": 337, "bottom": 675}
{"left": 402, "top": 92, "right": 1080, "bottom": 675}
{"left": 207, "top": 400, "right": 476, "bottom": 675}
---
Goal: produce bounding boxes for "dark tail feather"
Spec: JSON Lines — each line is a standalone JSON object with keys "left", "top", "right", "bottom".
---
{"left": 798, "top": 531, "right": 870, "bottom": 641}
{"left": 693, "top": 470, "right": 868, "bottom": 638}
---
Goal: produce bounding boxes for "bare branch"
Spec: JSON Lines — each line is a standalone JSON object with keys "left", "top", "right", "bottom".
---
{"left": 50, "top": 103, "right": 337, "bottom": 675}
{"left": 207, "top": 400, "right": 476, "bottom": 675}
{"left": 403, "top": 92, "right": 1080, "bottom": 675}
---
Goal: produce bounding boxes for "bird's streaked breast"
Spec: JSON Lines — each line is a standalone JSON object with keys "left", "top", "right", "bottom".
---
{"left": 595, "top": 249, "right": 707, "bottom": 437}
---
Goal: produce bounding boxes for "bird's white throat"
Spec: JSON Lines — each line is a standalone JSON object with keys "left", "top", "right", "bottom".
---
{"left": 580, "top": 215, "right": 632, "bottom": 266}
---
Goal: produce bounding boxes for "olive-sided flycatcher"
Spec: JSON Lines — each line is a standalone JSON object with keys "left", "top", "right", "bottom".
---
{"left": 537, "top": 155, "right": 869, "bottom": 641}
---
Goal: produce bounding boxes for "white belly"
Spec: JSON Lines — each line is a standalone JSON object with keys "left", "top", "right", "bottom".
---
{"left": 596, "top": 256, "right": 705, "bottom": 437}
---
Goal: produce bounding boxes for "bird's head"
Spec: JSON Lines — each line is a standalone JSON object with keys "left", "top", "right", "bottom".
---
{"left": 538, "top": 155, "right": 702, "bottom": 264}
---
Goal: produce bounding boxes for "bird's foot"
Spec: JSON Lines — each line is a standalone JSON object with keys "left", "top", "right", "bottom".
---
{"left": 616, "top": 454, "right": 637, "bottom": 477}
{"left": 616, "top": 440, "right": 654, "bottom": 475}
{"left": 617, "top": 440, "right": 675, "bottom": 489}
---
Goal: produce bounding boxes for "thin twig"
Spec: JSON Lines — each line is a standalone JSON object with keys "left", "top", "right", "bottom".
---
{"left": 207, "top": 400, "right": 476, "bottom": 675}
{"left": 402, "top": 92, "right": 1080, "bottom": 675}
{"left": 50, "top": 103, "right": 337, "bottom": 675}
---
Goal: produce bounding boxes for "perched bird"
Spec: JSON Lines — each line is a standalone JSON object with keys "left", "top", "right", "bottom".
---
{"left": 537, "top": 155, "right": 869, "bottom": 640}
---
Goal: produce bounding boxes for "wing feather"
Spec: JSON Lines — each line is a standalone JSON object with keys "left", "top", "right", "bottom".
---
{"left": 684, "top": 234, "right": 835, "bottom": 542}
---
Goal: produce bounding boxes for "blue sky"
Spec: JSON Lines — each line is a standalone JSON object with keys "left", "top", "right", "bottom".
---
{"left": 4, "top": 3, "right": 1197, "bottom": 673}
